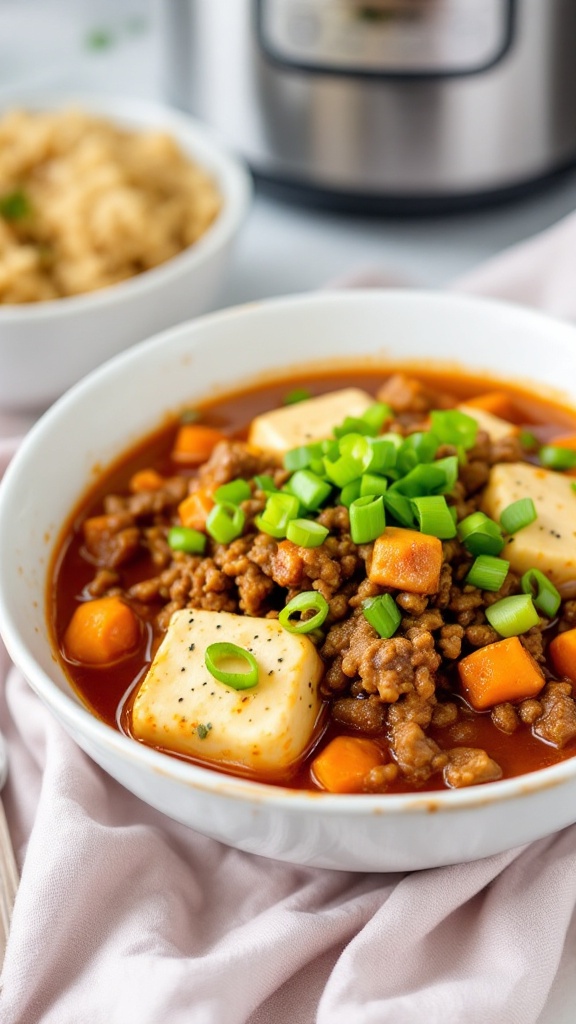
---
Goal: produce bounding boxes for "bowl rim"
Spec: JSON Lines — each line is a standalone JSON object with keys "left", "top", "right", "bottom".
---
{"left": 0, "top": 92, "right": 252, "bottom": 321}
{"left": 3, "top": 287, "right": 576, "bottom": 817}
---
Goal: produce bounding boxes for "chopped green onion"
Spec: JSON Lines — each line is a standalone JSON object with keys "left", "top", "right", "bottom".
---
{"left": 465, "top": 555, "right": 509, "bottom": 591}
{"left": 411, "top": 495, "right": 457, "bottom": 539}
{"left": 334, "top": 417, "right": 376, "bottom": 439}
{"left": 539, "top": 445, "right": 576, "bottom": 471}
{"left": 214, "top": 479, "right": 252, "bottom": 505}
{"left": 321, "top": 438, "right": 339, "bottom": 458}
{"left": 0, "top": 189, "right": 30, "bottom": 221}
{"left": 167, "top": 525, "right": 207, "bottom": 554}
{"left": 390, "top": 463, "right": 449, "bottom": 498}
{"left": 338, "top": 432, "right": 373, "bottom": 465}
{"left": 361, "top": 402, "right": 393, "bottom": 433}
{"left": 324, "top": 452, "right": 366, "bottom": 488}
{"left": 430, "top": 409, "right": 478, "bottom": 450}
{"left": 255, "top": 492, "right": 300, "bottom": 538}
{"left": 500, "top": 497, "right": 537, "bottom": 535}
{"left": 286, "top": 518, "right": 329, "bottom": 548}
{"left": 520, "top": 568, "right": 561, "bottom": 618}
{"left": 349, "top": 494, "right": 385, "bottom": 543}
{"left": 396, "top": 432, "right": 439, "bottom": 475}
{"left": 520, "top": 430, "right": 539, "bottom": 451}
{"left": 360, "top": 473, "right": 388, "bottom": 498}
{"left": 283, "top": 387, "right": 312, "bottom": 405}
{"left": 284, "top": 445, "right": 317, "bottom": 472}
{"left": 457, "top": 511, "right": 504, "bottom": 556}
{"left": 340, "top": 479, "right": 361, "bottom": 507}
{"left": 433, "top": 455, "right": 459, "bottom": 494}
{"left": 289, "top": 469, "right": 332, "bottom": 510}
{"left": 485, "top": 594, "right": 540, "bottom": 637}
{"left": 253, "top": 474, "right": 278, "bottom": 493}
{"left": 278, "top": 591, "right": 329, "bottom": 634}
{"left": 205, "top": 642, "right": 258, "bottom": 690}
{"left": 206, "top": 502, "right": 245, "bottom": 544}
{"left": 384, "top": 489, "right": 418, "bottom": 528}
{"left": 362, "top": 594, "right": 401, "bottom": 638}
{"left": 366, "top": 436, "right": 398, "bottom": 474}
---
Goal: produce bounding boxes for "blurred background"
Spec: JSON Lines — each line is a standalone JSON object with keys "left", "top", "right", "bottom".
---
{"left": 2, "top": 0, "right": 576, "bottom": 305}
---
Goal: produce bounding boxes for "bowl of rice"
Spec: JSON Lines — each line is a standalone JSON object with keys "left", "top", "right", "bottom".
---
{"left": 0, "top": 94, "right": 251, "bottom": 411}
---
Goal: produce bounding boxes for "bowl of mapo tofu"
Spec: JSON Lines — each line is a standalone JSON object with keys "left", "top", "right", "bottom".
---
{"left": 2, "top": 290, "right": 576, "bottom": 871}
{"left": 0, "top": 95, "right": 251, "bottom": 410}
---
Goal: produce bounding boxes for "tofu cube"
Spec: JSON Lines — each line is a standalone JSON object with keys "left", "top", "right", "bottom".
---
{"left": 481, "top": 462, "right": 576, "bottom": 588}
{"left": 458, "top": 404, "right": 519, "bottom": 442}
{"left": 248, "top": 388, "right": 374, "bottom": 455}
{"left": 131, "top": 609, "right": 324, "bottom": 775}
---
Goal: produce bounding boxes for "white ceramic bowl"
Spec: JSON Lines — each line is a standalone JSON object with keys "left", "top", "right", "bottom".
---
{"left": 0, "top": 93, "right": 251, "bottom": 412}
{"left": 2, "top": 290, "right": 576, "bottom": 872}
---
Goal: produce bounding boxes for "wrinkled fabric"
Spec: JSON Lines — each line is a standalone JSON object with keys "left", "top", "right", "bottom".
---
{"left": 3, "top": 209, "right": 576, "bottom": 1023}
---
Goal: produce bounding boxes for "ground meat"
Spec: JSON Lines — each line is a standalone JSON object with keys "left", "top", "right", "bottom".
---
{"left": 236, "top": 562, "right": 276, "bottom": 616}
{"left": 489, "top": 435, "right": 524, "bottom": 464}
{"left": 396, "top": 592, "right": 428, "bottom": 615}
{"left": 197, "top": 440, "right": 265, "bottom": 490}
{"left": 459, "top": 459, "right": 490, "bottom": 495}
{"left": 401, "top": 609, "right": 445, "bottom": 633}
{"left": 354, "top": 628, "right": 440, "bottom": 704}
{"left": 128, "top": 577, "right": 163, "bottom": 603}
{"left": 491, "top": 702, "right": 519, "bottom": 735}
{"left": 518, "top": 698, "right": 543, "bottom": 725}
{"left": 83, "top": 513, "right": 140, "bottom": 568}
{"left": 533, "top": 683, "right": 576, "bottom": 749}
{"left": 443, "top": 747, "right": 503, "bottom": 788}
{"left": 363, "top": 762, "right": 399, "bottom": 792}
{"left": 331, "top": 696, "right": 387, "bottom": 735}
{"left": 390, "top": 721, "right": 447, "bottom": 785}
{"left": 520, "top": 628, "right": 546, "bottom": 663}
{"left": 431, "top": 701, "right": 458, "bottom": 728}
{"left": 387, "top": 692, "right": 434, "bottom": 729}
{"left": 86, "top": 568, "right": 120, "bottom": 597}
{"left": 438, "top": 624, "right": 465, "bottom": 659}
{"left": 465, "top": 623, "right": 500, "bottom": 648}
{"left": 559, "top": 601, "right": 576, "bottom": 631}
{"left": 376, "top": 373, "right": 436, "bottom": 414}
{"left": 432, "top": 563, "right": 453, "bottom": 609}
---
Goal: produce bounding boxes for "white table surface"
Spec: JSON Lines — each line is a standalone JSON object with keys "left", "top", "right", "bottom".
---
{"left": 2, "top": 2, "right": 576, "bottom": 1020}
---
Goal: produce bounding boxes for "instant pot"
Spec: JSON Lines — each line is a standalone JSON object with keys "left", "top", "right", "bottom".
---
{"left": 157, "top": 0, "right": 576, "bottom": 213}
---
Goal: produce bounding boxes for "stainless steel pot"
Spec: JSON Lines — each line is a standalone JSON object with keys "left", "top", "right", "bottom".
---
{"left": 156, "top": 0, "right": 576, "bottom": 212}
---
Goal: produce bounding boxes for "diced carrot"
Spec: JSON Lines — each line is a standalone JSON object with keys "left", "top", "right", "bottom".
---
{"left": 368, "top": 527, "right": 443, "bottom": 595}
{"left": 312, "top": 736, "right": 385, "bottom": 794}
{"left": 465, "top": 391, "right": 518, "bottom": 421}
{"left": 171, "top": 424, "right": 226, "bottom": 465}
{"left": 178, "top": 489, "right": 214, "bottom": 530}
{"left": 63, "top": 596, "right": 140, "bottom": 666}
{"left": 458, "top": 636, "right": 545, "bottom": 710}
{"left": 549, "top": 434, "right": 576, "bottom": 451}
{"left": 129, "top": 468, "right": 165, "bottom": 493}
{"left": 549, "top": 629, "right": 576, "bottom": 684}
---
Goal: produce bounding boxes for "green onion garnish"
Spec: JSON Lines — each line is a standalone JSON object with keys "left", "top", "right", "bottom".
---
{"left": 283, "top": 388, "right": 312, "bottom": 405}
{"left": 485, "top": 594, "right": 540, "bottom": 637}
{"left": 334, "top": 417, "right": 375, "bottom": 439}
{"left": 389, "top": 463, "right": 449, "bottom": 498}
{"left": 324, "top": 452, "right": 366, "bottom": 488}
{"left": 289, "top": 469, "right": 332, "bottom": 510}
{"left": 383, "top": 489, "right": 418, "bottom": 528}
{"left": 253, "top": 474, "right": 278, "bottom": 493}
{"left": 206, "top": 502, "right": 245, "bottom": 544}
{"left": 499, "top": 497, "right": 537, "bottom": 535}
{"left": 539, "top": 445, "right": 576, "bottom": 471}
{"left": 457, "top": 511, "right": 504, "bottom": 556}
{"left": 366, "top": 436, "right": 399, "bottom": 474}
{"left": 286, "top": 518, "right": 329, "bottom": 548}
{"left": 349, "top": 494, "right": 385, "bottom": 543}
{"left": 340, "top": 479, "right": 361, "bottom": 507}
{"left": 411, "top": 495, "right": 457, "bottom": 539}
{"left": 362, "top": 594, "right": 401, "bottom": 638}
{"left": 205, "top": 642, "right": 258, "bottom": 690}
{"left": 465, "top": 555, "right": 509, "bottom": 591}
{"left": 167, "top": 526, "right": 207, "bottom": 555}
{"left": 278, "top": 591, "right": 329, "bottom": 634}
{"left": 361, "top": 402, "right": 393, "bottom": 433}
{"left": 0, "top": 189, "right": 31, "bottom": 221}
{"left": 255, "top": 492, "right": 300, "bottom": 538}
{"left": 213, "top": 479, "right": 252, "bottom": 505}
{"left": 433, "top": 455, "right": 460, "bottom": 493}
{"left": 396, "top": 432, "right": 439, "bottom": 475}
{"left": 520, "top": 569, "right": 561, "bottom": 618}
{"left": 429, "top": 409, "right": 478, "bottom": 450}
{"left": 360, "top": 473, "right": 388, "bottom": 498}
{"left": 519, "top": 430, "right": 539, "bottom": 451}
{"left": 284, "top": 445, "right": 317, "bottom": 472}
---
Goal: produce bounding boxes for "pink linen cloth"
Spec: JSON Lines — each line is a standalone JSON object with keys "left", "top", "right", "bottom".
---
{"left": 3, "top": 214, "right": 576, "bottom": 1024}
